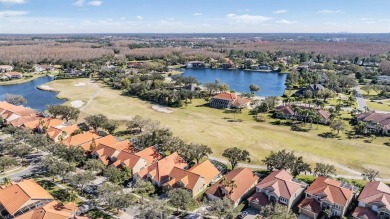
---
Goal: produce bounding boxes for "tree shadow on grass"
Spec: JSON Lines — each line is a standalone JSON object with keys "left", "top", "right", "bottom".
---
{"left": 291, "top": 125, "right": 310, "bottom": 132}
{"left": 318, "top": 132, "right": 338, "bottom": 139}
{"left": 37, "top": 179, "right": 56, "bottom": 191}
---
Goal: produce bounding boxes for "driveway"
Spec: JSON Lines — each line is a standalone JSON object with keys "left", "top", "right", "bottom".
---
{"left": 242, "top": 207, "right": 259, "bottom": 219}
{"left": 354, "top": 86, "right": 367, "bottom": 111}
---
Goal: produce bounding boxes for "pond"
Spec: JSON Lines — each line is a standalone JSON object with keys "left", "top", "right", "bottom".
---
{"left": 0, "top": 76, "right": 65, "bottom": 111}
{"left": 183, "top": 68, "right": 287, "bottom": 96}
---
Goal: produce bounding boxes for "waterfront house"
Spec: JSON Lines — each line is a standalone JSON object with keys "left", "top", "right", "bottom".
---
{"left": 0, "top": 65, "right": 13, "bottom": 72}
{"left": 248, "top": 170, "right": 307, "bottom": 211}
{"left": 209, "top": 93, "right": 250, "bottom": 109}
{"left": 186, "top": 61, "right": 205, "bottom": 68}
{"left": 298, "top": 177, "right": 357, "bottom": 218}
{"left": 0, "top": 101, "right": 41, "bottom": 127}
{"left": 357, "top": 111, "right": 390, "bottom": 136}
{"left": 34, "top": 64, "right": 55, "bottom": 72}
{"left": 206, "top": 168, "right": 259, "bottom": 207}
{"left": 133, "top": 152, "right": 188, "bottom": 186}
{"left": 163, "top": 160, "right": 221, "bottom": 197}
{"left": 352, "top": 181, "right": 390, "bottom": 219}
{"left": 5, "top": 72, "right": 23, "bottom": 79}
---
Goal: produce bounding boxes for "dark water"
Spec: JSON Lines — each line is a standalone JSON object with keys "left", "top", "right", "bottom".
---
{"left": 0, "top": 76, "right": 65, "bottom": 111}
{"left": 183, "top": 68, "right": 287, "bottom": 96}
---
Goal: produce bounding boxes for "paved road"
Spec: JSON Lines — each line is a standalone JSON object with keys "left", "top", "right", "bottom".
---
{"left": 354, "top": 86, "right": 367, "bottom": 111}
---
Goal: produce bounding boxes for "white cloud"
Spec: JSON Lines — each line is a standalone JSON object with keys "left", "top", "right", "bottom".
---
{"left": 0, "top": 10, "right": 28, "bottom": 17}
{"left": 318, "top": 10, "right": 344, "bottom": 15}
{"left": 0, "top": 0, "right": 26, "bottom": 4}
{"left": 193, "top": 12, "right": 202, "bottom": 16}
{"left": 226, "top": 14, "right": 272, "bottom": 24}
{"left": 73, "top": 0, "right": 102, "bottom": 7}
{"left": 72, "top": 0, "right": 84, "bottom": 6}
{"left": 276, "top": 19, "right": 296, "bottom": 24}
{"left": 87, "top": 1, "right": 102, "bottom": 6}
{"left": 273, "top": 9, "right": 287, "bottom": 14}
{"left": 136, "top": 16, "right": 143, "bottom": 20}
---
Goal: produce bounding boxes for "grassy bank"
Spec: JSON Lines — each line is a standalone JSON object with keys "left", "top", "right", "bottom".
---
{"left": 0, "top": 74, "right": 47, "bottom": 86}
{"left": 46, "top": 78, "right": 390, "bottom": 177}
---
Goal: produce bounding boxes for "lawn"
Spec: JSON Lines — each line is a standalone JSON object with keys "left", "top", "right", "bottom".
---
{"left": 46, "top": 78, "right": 390, "bottom": 177}
{"left": 366, "top": 100, "right": 390, "bottom": 112}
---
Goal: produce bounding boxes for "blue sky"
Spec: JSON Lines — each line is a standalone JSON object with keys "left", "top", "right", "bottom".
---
{"left": 0, "top": 0, "right": 389, "bottom": 33}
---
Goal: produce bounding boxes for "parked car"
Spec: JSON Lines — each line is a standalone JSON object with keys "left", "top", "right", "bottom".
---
{"left": 237, "top": 211, "right": 248, "bottom": 219}
{"left": 126, "top": 180, "right": 135, "bottom": 188}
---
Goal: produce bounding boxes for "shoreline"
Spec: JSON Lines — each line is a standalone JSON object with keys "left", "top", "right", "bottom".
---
{"left": 0, "top": 74, "right": 47, "bottom": 86}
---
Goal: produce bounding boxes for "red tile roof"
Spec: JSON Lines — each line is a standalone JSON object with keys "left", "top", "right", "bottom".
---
{"left": 299, "top": 198, "right": 322, "bottom": 214}
{"left": 305, "top": 177, "right": 354, "bottom": 206}
{"left": 206, "top": 168, "right": 259, "bottom": 203}
{"left": 352, "top": 206, "right": 378, "bottom": 219}
{"left": 257, "top": 170, "right": 305, "bottom": 199}
{"left": 358, "top": 181, "right": 390, "bottom": 212}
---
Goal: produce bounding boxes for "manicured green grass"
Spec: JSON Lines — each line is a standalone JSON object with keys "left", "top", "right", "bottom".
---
{"left": 46, "top": 78, "right": 390, "bottom": 177}
{"left": 366, "top": 100, "right": 390, "bottom": 112}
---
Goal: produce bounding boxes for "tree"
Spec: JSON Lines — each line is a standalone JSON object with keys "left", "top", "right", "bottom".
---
{"left": 0, "top": 157, "right": 17, "bottom": 172}
{"left": 259, "top": 204, "right": 297, "bottom": 219}
{"left": 262, "top": 150, "right": 295, "bottom": 171}
{"left": 317, "top": 88, "right": 335, "bottom": 102}
{"left": 11, "top": 144, "right": 31, "bottom": 165}
{"left": 103, "top": 166, "right": 131, "bottom": 185}
{"left": 330, "top": 119, "right": 345, "bottom": 135}
{"left": 218, "top": 83, "right": 229, "bottom": 93}
{"left": 1, "top": 177, "right": 12, "bottom": 186}
{"left": 182, "top": 143, "right": 212, "bottom": 164}
{"left": 85, "top": 114, "right": 109, "bottom": 131}
{"left": 83, "top": 159, "right": 105, "bottom": 172}
{"left": 290, "top": 156, "right": 312, "bottom": 177}
{"left": 355, "top": 121, "right": 368, "bottom": 135}
{"left": 361, "top": 168, "right": 380, "bottom": 182}
{"left": 207, "top": 198, "right": 235, "bottom": 219}
{"left": 167, "top": 188, "right": 194, "bottom": 213}
{"left": 127, "top": 115, "right": 149, "bottom": 133}
{"left": 313, "top": 163, "right": 336, "bottom": 177}
{"left": 222, "top": 147, "right": 250, "bottom": 170}
{"left": 28, "top": 134, "right": 50, "bottom": 153}
{"left": 136, "top": 198, "right": 171, "bottom": 219}
{"left": 97, "top": 182, "right": 135, "bottom": 212}
{"left": 132, "top": 178, "right": 155, "bottom": 201}
{"left": 3, "top": 94, "right": 27, "bottom": 105}
{"left": 249, "top": 84, "right": 260, "bottom": 95}
{"left": 104, "top": 120, "right": 119, "bottom": 134}
{"left": 40, "top": 156, "right": 76, "bottom": 181}
{"left": 46, "top": 105, "right": 80, "bottom": 122}
{"left": 69, "top": 171, "right": 96, "bottom": 191}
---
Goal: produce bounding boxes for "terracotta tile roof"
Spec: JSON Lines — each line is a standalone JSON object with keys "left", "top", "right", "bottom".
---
{"left": 136, "top": 152, "right": 188, "bottom": 184}
{"left": 14, "top": 201, "right": 78, "bottom": 219}
{"left": 10, "top": 115, "right": 42, "bottom": 127}
{"left": 92, "top": 140, "right": 135, "bottom": 165}
{"left": 135, "top": 146, "right": 162, "bottom": 165}
{"left": 257, "top": 170, "right": 305, "bottom": 199}
{"left": 165, "top": 167, "right": 202, "bottom": 191}
{"left": 299, "top": 198, "right": 322, "bottom": 214}
{"left": 358, "top": 181, "right": 390, "bottom": 212}
{"left": 206, "top": 168, "right": 259, "bottom": 203}
{"left": 0, "top": 179, "right": 53, "bottom": 215}
{"left": 212, "top": 93, "right": 238, "bottom": 101}
{"left": 79, "top": 134, "right": 118, "bottom": 151}
{"left": 352, "top": 206, "right": 378, "bottom": 219}
{"left": 275, "top": 105, "right": 295, "bottom": 116}
{"left": 248, "top": 192, "right": 270, "bottom": 207}
{"left": 275, "top": 105, "right": 330, "bottom": 120}
{"left": 111, "top": 150, "right": 142, "bottom": 169}
{"left": 47, "top": 124, "right": 80, "bottom": 142}
{"left": 23, "top": 118, "right": 63, "bottom": 130}
{"left": 358, "top": 111, "right": 390, "bottom": 130}
{"left": 305, "top": 177, "right": 354, "bottom": 206}
{"left": 63, "top": 131, "right": 100, "bottom": 147}
{"left": 188, "top": 160, "right": 220, "bottom": 185}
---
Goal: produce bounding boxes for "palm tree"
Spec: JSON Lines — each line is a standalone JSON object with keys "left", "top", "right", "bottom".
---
{"left": 1, "top": 177, "right": 11, "bottom": 186}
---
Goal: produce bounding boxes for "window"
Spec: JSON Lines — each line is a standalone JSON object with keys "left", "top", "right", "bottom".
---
{"left": 280, "top": 197, "right": 288, "bottom": 204}
{"left": 333, "top": 204, "right": 341, "bottom": 210}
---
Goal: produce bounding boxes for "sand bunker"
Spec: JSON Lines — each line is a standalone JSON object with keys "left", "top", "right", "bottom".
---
{"left": 152, "top": 105, "right": 173, "bottom": 114}
{"left": 71, "top": 100, "right": 84, "bottom": 108}
{"left": 74, "top": 83, "right": 86, "bottom": 87}
{"left": 38, "top": 85, "right": 55, "bottom": 91}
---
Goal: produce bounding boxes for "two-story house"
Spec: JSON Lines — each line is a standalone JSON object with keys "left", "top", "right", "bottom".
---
{"left": 209, "top": 93, "right": 250, "bottom": 109}
{"left": 133, "top": 152, "right": 188, "bottom": 186}
{"left": 298, "top": 177, "right": 357, "bottom": 218}
{"left": 357, "top": 112, "right": 390, "bottom": 136}
{"left": 248, "top": 170, "right": 307, "bottom": 211}
{"left": 206, "top": 168, "right": 259, "bottom": 207}
{"left": 353, "top": 181, "right": 390, "bottom": 219}
{"left": 163, "top": 160, "right": 221, "bottom": 197}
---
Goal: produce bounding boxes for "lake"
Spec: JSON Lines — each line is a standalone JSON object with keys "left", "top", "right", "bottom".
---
{"left": 0, "top": 76, "right": 65, "bottom": 111}
{"left": 183, "top": 69, "right": 287, "bottom": 96}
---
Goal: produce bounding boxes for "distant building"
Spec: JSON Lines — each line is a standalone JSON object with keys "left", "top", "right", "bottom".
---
{"left": 186, "top": 61, "right": 205, "bottom": 68}
{"left": 128, "top": 61, "right": 144, "bottom": 69}
{"left": 294, "top": 84, "right": 327, "bottom": 97}
{"left": 274, "top": 105, "right": 331, "bottom": 124}
{"left": 357, "top": 111, "right": 390, "bottom": 136}
{"left": 34, "top": 64, "right": 55, "bottom": 72}
{"left": 0, "top": 65, "right": 13, "bottom": 72}
{"left": 209, "top": 93, "right": 251, "bottom": 109}
{"left": 4, "top": 71, "right": 23, "bottom": 79}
